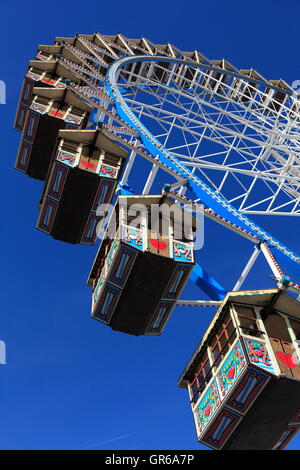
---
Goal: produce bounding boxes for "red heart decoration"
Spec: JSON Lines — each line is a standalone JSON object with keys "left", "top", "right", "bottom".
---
{"left": 255, "top": 350, "right": 263, "bottom": 357}
{"left": 149, "top": 239, "right": 167, "bottom": 250}
{"left": 227, "top": 366, "right": 235, "bottom": 380}
{"left": 276, "top": 352, "right": 297, "bottom": 369}
{"left": 50, "top": 110, "right": 63, "bottom": 117}
{"left": 81, "top": 161, "right": 95, "bottom": 169}
{"left": 204, "top": 405, "right": 211, "bottom": 417}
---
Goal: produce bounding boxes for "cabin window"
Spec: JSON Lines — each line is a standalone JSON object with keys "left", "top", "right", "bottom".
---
{"left": 264, "top": 312, "right": 291, "bottom": 342}
{"left": 190, "top": 355, "right": 212, "bottom": 404}
{"left": 61, "top": 141, "right": 79, "bottom": 153}
{"left": 206, "top": 71, "right": 229, "bottom": 94}
{"left": 234, "top": 80, "right": 257, "bottom": 102}
{"left": 69, "top": 107, "right": 84, "bottom": 118}
{"left": 36, "top": 97, "right": 50, "bottom": 106}
{"left": 235, "top": 305, "right": 263, "bottom": 338}
{"left": 272, "top": 90, "right": 286, "bottom": 111}
{"left": 103, "top": 152, "right": 121, "bottom": 168}
{"left": 263, "top": 88, "right": 286, "bottom": 113}
{"left": 155, "top": 62, "right": 172, "bottom": 84}
{"left": 210, "top": 310, "right": 237, "bottom": 369}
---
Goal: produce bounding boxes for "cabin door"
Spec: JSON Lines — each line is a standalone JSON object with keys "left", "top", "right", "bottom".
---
{"left": 269, "top": 338, "right": 300, "bottom": 379}
{"left": 147, "top": 230, "right": 169, "bottom": 257}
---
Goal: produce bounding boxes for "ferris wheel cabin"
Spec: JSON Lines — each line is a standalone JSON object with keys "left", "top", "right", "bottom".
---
{"left": 36, "top": 129, "right": 128, "bottom": 244}
{"left": 14, "top": 38, "right": 108, "bottom": 180}
{"left": 15, "top": 85, "right": 91, "bottom": 180}
{"left": 14, "top": 46, "right": 67, "bottom": 133}
{"left": 178, "top": 289, "right": 300, "bottom": 450}
{"left": 87, "top": 195, "right": 196, "bottom": 335}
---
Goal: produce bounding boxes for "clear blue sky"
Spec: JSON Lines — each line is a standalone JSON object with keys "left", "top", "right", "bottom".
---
{"left": 0, "top": 0, "right": 300, "bottom": 450}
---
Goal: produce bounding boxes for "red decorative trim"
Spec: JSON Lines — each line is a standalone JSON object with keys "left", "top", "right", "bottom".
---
{"left": 201, "top": 408, "right": 241, "bottom": 450}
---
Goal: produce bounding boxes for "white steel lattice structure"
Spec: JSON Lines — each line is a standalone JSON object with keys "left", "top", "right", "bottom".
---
{"left": 113, "top": 58, "right": 300, "bottom": 217}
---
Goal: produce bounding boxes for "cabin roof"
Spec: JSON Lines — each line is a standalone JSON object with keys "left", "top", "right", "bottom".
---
{"left": 55, "top": 37, "right": 76, "bottom": 45}
{"left": 32, "top": 87, "right": 92, "bottom": 112}
{"left": 29, "top": 60, "right": 57, "bottom": 72}
{"left": 239, "top": 68, "right": 267, "bottom": 83}
{"left": 182, "top": 50, "right": 206, "bottom": 63}
{"left": 39, "top": 45, "right": 62, "bottom": 54}
{"left": 268, "top": 79, "right": 293, "bottom": 92}
{"left": 177, "top": 288, "right": 300, "bottom": 388}
{"left": 115, "top": 195, "right": 199, "bottom": 230}
{"left": 57, "top": 129, "right": 128, "bottom": 158}
{"left": 211, "top": 59, "right": 237, "bottom": 71}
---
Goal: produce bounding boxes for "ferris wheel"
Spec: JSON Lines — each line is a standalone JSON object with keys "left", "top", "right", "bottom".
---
{"left": 14, "top": 32, "right": 300, "bottom": 450}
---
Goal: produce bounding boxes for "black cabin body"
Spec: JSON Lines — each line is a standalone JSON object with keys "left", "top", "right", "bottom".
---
{"left": 178, "top": 289, "right": 300, "bottom": 450}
